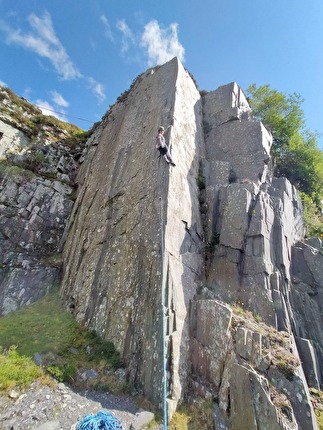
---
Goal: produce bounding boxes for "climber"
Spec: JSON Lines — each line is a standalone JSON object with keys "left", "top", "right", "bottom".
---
{"left": 156, "top": 126, "right": 176, "bottom": 166}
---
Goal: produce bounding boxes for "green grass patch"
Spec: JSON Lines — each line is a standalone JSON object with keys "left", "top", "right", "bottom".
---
{"left": 169, "top": 400, "right": 214, "bottom": 430}
{"left": 0, "top": 290, "right": 122, "bottom": 390}
{"left": 0, "top": 291, "right": 78, "bottom": 356}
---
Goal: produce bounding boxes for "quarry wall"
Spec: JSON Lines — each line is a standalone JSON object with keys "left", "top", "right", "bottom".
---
{"left": 1, "top": 59, "right": 322, "bottom": 429}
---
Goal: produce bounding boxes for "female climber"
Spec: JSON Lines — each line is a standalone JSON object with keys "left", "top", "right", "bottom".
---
{"left": 156, "top": 126, "right": 176, "bottom": 166}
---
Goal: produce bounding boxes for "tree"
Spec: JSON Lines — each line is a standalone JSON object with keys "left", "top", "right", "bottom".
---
{"left": 246, "top": 84, "right": 323, "bottom": 236}
{"left": 246, "top": 84, "right": 305, "bottom": 159}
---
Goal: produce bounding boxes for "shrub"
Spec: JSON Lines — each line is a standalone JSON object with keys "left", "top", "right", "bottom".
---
{"left": 300, "top": 192, "right": 323, "bottom": 237}
{"left": 0, "top": 346, "right": 43, "bottom": 392}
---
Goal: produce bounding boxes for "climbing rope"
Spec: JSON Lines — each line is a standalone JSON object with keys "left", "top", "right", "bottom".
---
{"left": 160, "top": 196, "right": 168, "bottom": 430}
{"left": 76, "top": 410, "right": 123, "bottom": 430}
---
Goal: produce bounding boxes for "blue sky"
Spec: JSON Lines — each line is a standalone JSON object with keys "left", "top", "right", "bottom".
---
{"left": 0, "top": 0, "right": 322, "bottom": 149}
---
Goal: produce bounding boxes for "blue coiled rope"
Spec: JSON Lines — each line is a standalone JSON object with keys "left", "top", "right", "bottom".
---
{"left": 76, "top": 410, "right": 123, "bottom": 430}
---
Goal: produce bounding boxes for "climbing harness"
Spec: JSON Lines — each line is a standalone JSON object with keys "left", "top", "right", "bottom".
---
{"left": 160, "top": 196, "right": 168, "bottom": 430}
{"left": 76, "top": 410, "right": 123, "bottom": 430}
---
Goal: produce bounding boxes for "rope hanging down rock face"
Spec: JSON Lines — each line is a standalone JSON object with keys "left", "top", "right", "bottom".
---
{"left": 76, "top": 410, "right": 123, "bottom": 430}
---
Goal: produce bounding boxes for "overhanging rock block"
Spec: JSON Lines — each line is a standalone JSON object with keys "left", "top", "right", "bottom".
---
{"left": 202, "top": 82, "right": 251, "bottom": 128}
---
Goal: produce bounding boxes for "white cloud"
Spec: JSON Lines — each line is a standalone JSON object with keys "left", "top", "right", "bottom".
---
{"left": 0, "top": 12, "right": 106, "bottom": 106}
{"left": 0, "top": 79, "right": 7, "bottom": 87}
{"left": 1, "top": 12, "right": 81, "bottom": 80}
{"left": 51, "top": 91, "right": 69, "bottom": 107}
{"left": 35, "top": 99, "right": 66, "bottom": 121}
{"left": 87, "top": 77, "right": 106, "bottom": 103}
{"left": 140, "top": 20, "right": 185, "bottom": 66}
{"left": 100, "top": 15, "right": 114, "bottom": 42}
{"left": 23, "top": 87, "right": 32, "bottom": 99}
{"left": 116, "top": 19, "right": 135, "bottom": 54}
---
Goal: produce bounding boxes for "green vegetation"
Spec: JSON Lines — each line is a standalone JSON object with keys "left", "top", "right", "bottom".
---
{"left": 31, "top": 114, "right": 84, "bottom": 137}
{"left": 0, "top": 159, "right": 36, "bottom": 181}
{"left": 134, "top": 396, "right": 214, "bottom": 430}
{"left": 0, "top": 291, "right": 77, "bottom": 356}
{"left": 231, "top": 302, "right": 261, "bottom": 322}
{"left": 100, "top": 72, "right": 145, "bottom": 127}
{"left": 0, "top": 346, "right": 44, "bottom": 392}
{"left": 205, "top": 233, "right": 220, "bottom": 256}
{"left": 39, "top": 253, "right": 64, "bottom": 268}
{"left": 199, "top": 89, "right": 208, "bottom": 97}
{"left": 0, "top": 87, "right": 40, "bottom": 117}
{"left": 232, "top": 304, "right": 299, "bottom": 380}
{"left": 269, "top": 385, "right": 292, "bottom": 420}
{"left": 169, "top": 399, "right": 214, "bottom": 430}
{"left": 0, "top": 290, "right": 123, "bottom": 392}
{"left": 309, "top": 388, "right": 323, "bottom": 429}
{"left": 169, "top": 409, "right": 190, "bottom": 429}
{"left": 300, "top": 192, "right": 323, "bottom": 239}
{"left": 196, "top": 163, "right": 206, "bottom": 190}
{"left": 247, "top": 84, "right": 323, "bottom": 237}
{"left": 0, "top": 85, "right": 91, "bottom": 178}
{"left": 0, "top": 86, "right": 89, "bottom": 142}
{"left": 246, "top": 84, "right": 304, "bottom": 154}
{"left": 270, "top": 347, "right": 300, "bottom": 380}
{"left": 185, "top": 68, "right": 198, "bottom": 90}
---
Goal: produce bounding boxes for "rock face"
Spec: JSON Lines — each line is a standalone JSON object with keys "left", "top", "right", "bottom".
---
{"left": 1, "top": 61, "right": 323, "bottom": 429}
{"left": 61, "top": 59, "right": 205, "bottom": 411}
{"left": 291, "top": 240, "right": 323, "bottom": 389}
{"left": 0, "top": 86, "right": 84, "bottom": 313}
{"left": 59, "top": 59, "right": 321, "bottom": 428}
{"left": 0, "top": 172, "right": 73, "bottom": 314}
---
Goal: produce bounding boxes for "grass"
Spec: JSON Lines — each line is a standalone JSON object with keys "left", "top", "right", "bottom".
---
{"left": 0, "top": 290, "right": 78, "bottom": 356}
{"left": 231, "top": 302, "right": 263, "bottom": 323}
{"left": 0, "top": 289, "right": 123, "bottom": 393}
{"left": 169, "top": 410, "right": 190, "bottom": 429}
{"left": 134, "top": 396, "right": 214, "bottom": 430}
{"left": 169, "top": 400, "right": 214, "bottom": 430}
{"left": 231, "top": 306, "right": 299, "bottom": 380}
{"left": 0, "top": 86, "right": 85, "bottom": 137}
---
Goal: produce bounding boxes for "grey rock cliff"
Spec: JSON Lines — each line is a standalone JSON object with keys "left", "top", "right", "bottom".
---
{"left": 61, "top": 58, "right": 205, "bottom": 413}
{"left": 1, "top": 61, "right": 322, "bottom": 429}
{"left": 60, "top": 59, "right": 321, "bottom": 428}
{"left": 0, "top": 88, "right": 84, "bottom": 313}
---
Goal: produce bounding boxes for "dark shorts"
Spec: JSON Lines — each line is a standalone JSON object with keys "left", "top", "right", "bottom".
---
{"left": 158, "top": 146, "right": 168, "bottom": 156}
